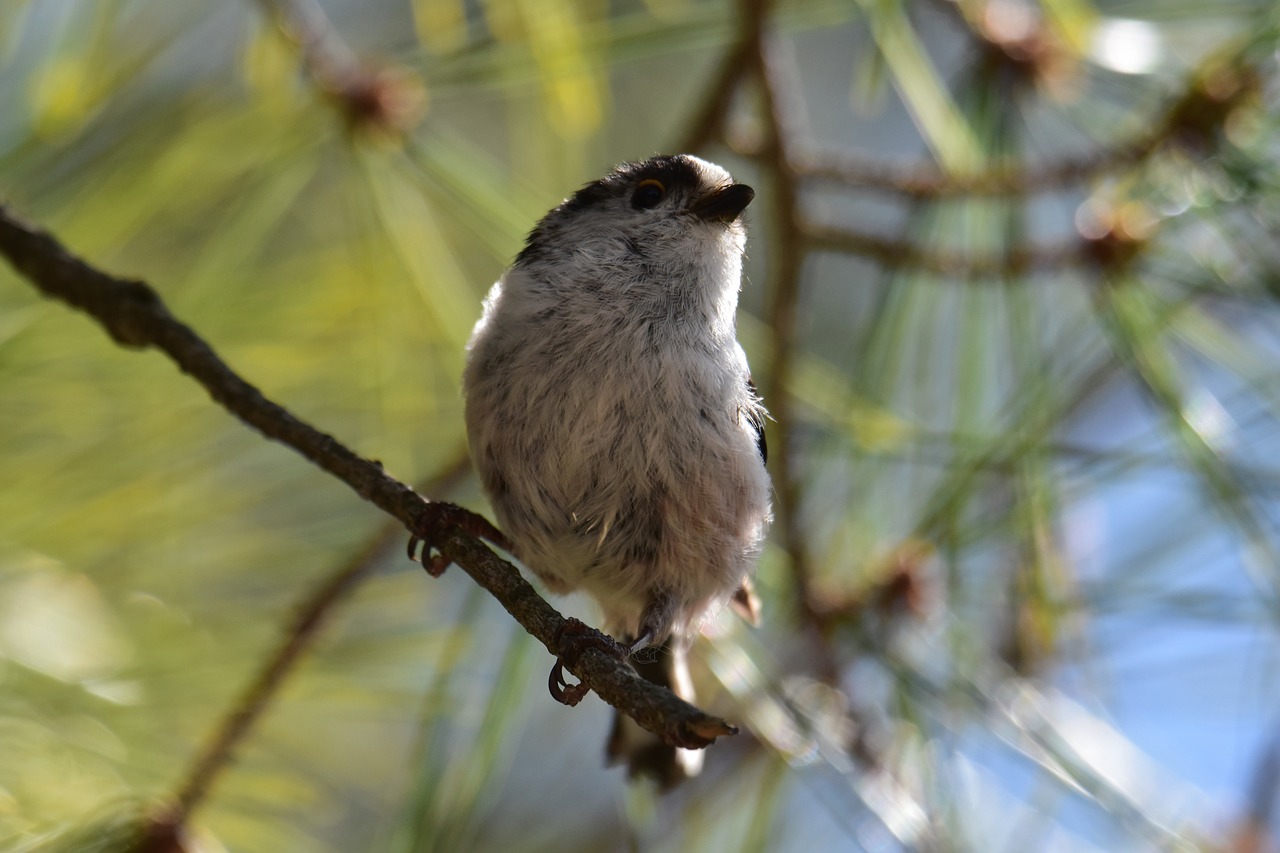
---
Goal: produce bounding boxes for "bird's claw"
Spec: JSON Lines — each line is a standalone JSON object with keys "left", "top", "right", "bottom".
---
{"left": 407, "top": 534, "right": 452, "bottom": 577}
{"left": 548, "top": 659, "right": 591, "bottom": 706}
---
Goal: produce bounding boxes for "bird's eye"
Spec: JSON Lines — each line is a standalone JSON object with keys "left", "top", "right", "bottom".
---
{"left": 631, "top": 179, "right": 667, "bottom": 210}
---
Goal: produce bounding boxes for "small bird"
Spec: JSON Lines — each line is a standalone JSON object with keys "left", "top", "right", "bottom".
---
{"left": 462, "top": 154, "right": 772, "bottom": 787}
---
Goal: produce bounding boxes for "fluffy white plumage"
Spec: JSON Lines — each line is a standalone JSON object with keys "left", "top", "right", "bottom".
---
{"left": 462, "top": 154, "right": 771, "bottom": 785}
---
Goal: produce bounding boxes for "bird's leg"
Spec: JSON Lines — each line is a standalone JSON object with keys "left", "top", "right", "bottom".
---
{"left": 628, "top": 593, "right": 676, "bottom": 664}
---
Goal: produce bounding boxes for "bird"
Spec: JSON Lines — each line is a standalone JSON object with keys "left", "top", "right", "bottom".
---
{"left": 462, "top": 153, "right": 772, "bottom": 787}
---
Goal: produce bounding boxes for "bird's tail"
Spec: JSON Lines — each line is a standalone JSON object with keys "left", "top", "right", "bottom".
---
{"left": 605, "top": 642, "right": 703, "bottom": 789}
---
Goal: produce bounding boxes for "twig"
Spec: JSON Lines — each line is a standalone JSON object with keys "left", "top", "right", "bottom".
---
{"left": 728, "top": 133, "right": 1153, "bottom": 199}
{"left": 253, "top": 0, "right": 361, "bottom": 89}
{"left": 802, "top": 219, "right": 1088, "bottom": 278}
{"left": 252, "top": 0, "right": 425, "bottom": 134}
{"left": 677, "top": 27, "right": 757, "bottom": 153}
{"left": 0, "top": 206, "right": 738, "bottom": 766}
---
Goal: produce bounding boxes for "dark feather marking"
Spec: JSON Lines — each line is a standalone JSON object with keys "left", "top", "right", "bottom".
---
{"left": 516, "top": 155, "right": 706, "bottom": 267}
{"left": 746, "top": 376, "right": 767, "bottom": 464}
{"left": 622, "top": 491, "right": 663, "bottom": 567}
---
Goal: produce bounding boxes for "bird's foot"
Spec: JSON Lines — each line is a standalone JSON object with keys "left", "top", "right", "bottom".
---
{"left": 406, "top": 501, "right": 510, "bottom": 577}
{"left": 548, "top": 617, "right": 628, "bottom": 706}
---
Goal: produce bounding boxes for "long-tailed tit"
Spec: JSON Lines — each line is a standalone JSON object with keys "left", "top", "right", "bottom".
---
{"left": 463, "top": 154, "right": 771, "bottom": 787}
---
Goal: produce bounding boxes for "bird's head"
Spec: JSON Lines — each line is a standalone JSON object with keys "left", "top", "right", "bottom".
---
{"left": 513, "top": 154, "right": 754, "bottom": 308}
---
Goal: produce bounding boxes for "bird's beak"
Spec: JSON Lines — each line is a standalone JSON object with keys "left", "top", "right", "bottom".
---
{"left": 690, "top": 183, "right": 755, "bottom": 223}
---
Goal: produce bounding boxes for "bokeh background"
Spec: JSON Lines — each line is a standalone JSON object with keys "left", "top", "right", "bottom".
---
{"left": 2, "top": 0, "right": 1280, "bottom": 850}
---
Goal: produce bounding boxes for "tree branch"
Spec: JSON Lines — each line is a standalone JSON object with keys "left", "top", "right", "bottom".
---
{"left": 676, "top": 20, "right": 757, "bottom": 153}
{"left": 0, "top": 205, "right": 737, "bottom": 761}
{"left": 728, "top": 131, "right": 1152, "bottom": 199}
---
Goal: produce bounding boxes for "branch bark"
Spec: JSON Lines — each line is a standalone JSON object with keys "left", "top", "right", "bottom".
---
{"left": 0, "top": 205, "right": 737, "bottom": 759}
